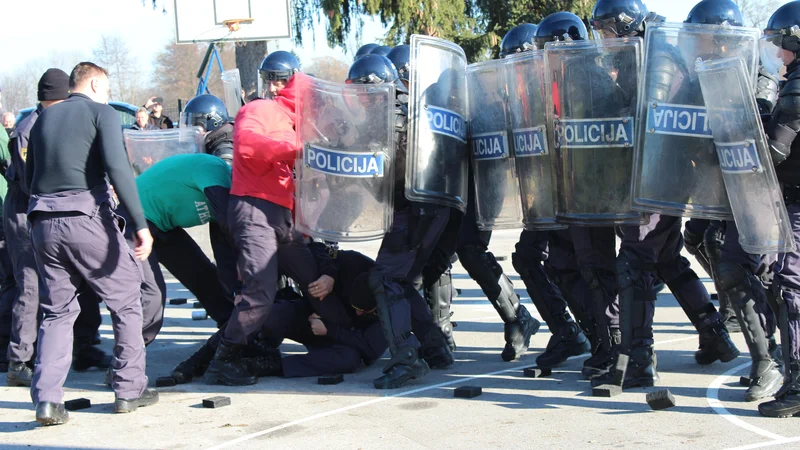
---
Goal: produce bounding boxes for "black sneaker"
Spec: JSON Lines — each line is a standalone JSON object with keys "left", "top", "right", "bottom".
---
{"left": 7, "top": 361, "right": 33, "bottom": 387}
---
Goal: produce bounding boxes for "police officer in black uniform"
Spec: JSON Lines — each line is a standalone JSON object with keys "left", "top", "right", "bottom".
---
{"left": 348, "top": 54, "right": 455, "bottom": 389}
{"left": 589, "top": 0, "right": 739, "bottom": 390}
{"left": 758, "top": 0, "right": 800, "bottom": 418}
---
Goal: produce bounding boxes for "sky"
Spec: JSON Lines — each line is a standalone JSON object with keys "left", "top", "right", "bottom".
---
{"left": 0, "top": 0, "right": 793, "bottom": 84}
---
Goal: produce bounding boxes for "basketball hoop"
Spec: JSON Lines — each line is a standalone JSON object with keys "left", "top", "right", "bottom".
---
{"left": 222, "top": 18, "right": 254, "bottom": 33}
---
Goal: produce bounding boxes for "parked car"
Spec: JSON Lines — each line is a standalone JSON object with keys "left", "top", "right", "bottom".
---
{"left": 14, "top": 101, "right": 140, "bottom": 129}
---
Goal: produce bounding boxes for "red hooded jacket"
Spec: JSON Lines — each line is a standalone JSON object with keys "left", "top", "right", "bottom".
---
{"left": 231, "top": 73, "right": 309, "bottom": 210}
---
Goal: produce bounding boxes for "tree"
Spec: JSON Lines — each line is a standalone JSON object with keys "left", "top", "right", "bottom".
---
{"left": 293, "top": 0, "right": 595, "bottom": 62}
{"left": 735, "top": 0, "right": 782, "bottom": 29}
{"left": 150, "top": 41, "right": 236, "bottom": 111}
{"left": 0, "top": 50, "right": 88, "bottom": 114}
{"left": 92, "top": 35, "right": 148, "bottom": 104}
{"left": 304, "top": 56, "right": 350, "bottom": 82}
{"left": 236, "top": 42, "right": 268, "bottom": 101}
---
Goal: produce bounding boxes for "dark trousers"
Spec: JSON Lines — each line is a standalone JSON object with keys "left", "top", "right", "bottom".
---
{"left": 5, "top": 184, "right": 102, "bottom": 363}
{"left": 261, "top": 299, "right": 363, "bottom": 377}
{"left": 0, "top": 221, "right": 16, "bottom": 345}
{"left": 150, "top": 222, "right": 234, "bottom": 328}
{"left": 775, "top": 202, "right": 800, "bottom": 359}
{"left": 375, "top": 205, "right": 452, "bottom": 348}
{"left": 224, "top": 195, "right": 352, "bottom": 346}
{"left": 115, "top": 204, "right": 166, "bottom": 346}
{"left": 29, "top": 205, "right": 146, "bottom": 404}
{"left": 720, "top": 220, "right": 776, "bottom": 337}
{"left": 620, "top": 214, "right": 714, "bottom": 345}
{"left": 569, "top": 226, "right": 619, "bottom": 328}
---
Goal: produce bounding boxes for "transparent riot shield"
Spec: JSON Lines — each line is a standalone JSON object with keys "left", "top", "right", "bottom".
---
{"left": 221, "top": 69, "right": 243, "bottom": 118}
{"left": 294, "top": 76, "right": 395, "bottom": 242}
{"left": 406, "top": 35, "right": 470, "bottom": 212}
{"left": 544, "top": 38, "right": 645, "bottom": 226}
{"left": 696, "top": 57, "right": 795, "bottom": 254}
{"left": 123, "top": 127, "right": 204, "bottom": 175}
{"left": 633, "top": 23, "right": 761, "bottom": 219}
{"left": 466, "top": 59, "right": 523, "bottom": 230}
{"left": 505, "top": 51, "right": 565, "bottom": 230}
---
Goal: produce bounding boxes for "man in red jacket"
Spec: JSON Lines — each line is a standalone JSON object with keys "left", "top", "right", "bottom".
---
{"left": 204, "top": 72, "right": 354, "bottom": 386}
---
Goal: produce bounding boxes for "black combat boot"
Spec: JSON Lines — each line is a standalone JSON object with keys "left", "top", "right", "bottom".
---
{"left": 242, "top": 348, "right": 283, "bottom": 377}
{"left": 7, "top": 361, "right": 33, "bottom": 387}
{"left": 114, "top": 388, "right": 160, "bottom": 413}
{"left": 204, "top": 341, "right": 257, "bottom": 386}
{"left": 759, "top": 359, "right": 800, "bottom": 418}
{"left": 582, "top": 328, "right": 621, "bottom": 380}
{"left": 172, "top": 332, "right": 221, "bottom": 384}
{"left": 695, "top": 322, "right": 740, "bottom": 365}
{"left": 502, "top": 306, "right": 541, "bottom": 362}
{"left": 35, "top": 402, "right": 69, "bottom": 426}
{"left": 374, "top": 346, "right": 430, "bottom": 389}
{"left": 746, "top": 359, "right": 784, "bottom": 402}
{"left": 535, "top": 322, "right": 591, "bottom": 369}
{"left": 72, "top": 338, "right": 112, "bottom": 372}
{"left": 421, "top": 328, "right": 455, "bottom": 370}
{"left": 591, "top": 345, "right": 659, "bottom": 388}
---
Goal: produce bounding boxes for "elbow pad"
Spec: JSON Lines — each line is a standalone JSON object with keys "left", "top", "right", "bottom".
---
{"left": 756, "top": 67, "right": 780, "bottom": 115}
{"left": 768, "top": 138, "right": 791, "bottom": 165}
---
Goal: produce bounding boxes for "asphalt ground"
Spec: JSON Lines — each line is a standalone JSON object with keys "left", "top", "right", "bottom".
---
{"left": 1, "top": 229, "right": 798, "bottom": 449}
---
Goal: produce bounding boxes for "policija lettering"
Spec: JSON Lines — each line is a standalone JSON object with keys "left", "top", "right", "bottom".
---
{"left": 554, "top": 117, "right": 633, "bottom": 149}
{"left": 305, "top": 145, "right": 384, "bottom": 178}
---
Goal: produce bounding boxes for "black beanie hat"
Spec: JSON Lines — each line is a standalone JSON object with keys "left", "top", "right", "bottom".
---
{"left": 38, "top": 68, "right": 70, "bottom": 101}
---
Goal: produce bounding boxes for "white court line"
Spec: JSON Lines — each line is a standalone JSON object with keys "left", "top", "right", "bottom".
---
{"left": 706, "top": 362, "right": 786, "bottom": 441}
{"left": 724, "top": 436, "right": 800, "bottom": 450}
{"left": 205, "top": 335, "right": 699, "bottom": 449}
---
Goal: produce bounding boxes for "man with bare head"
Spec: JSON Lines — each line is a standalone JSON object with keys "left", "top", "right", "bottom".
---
{"left": 2, "top": 112, "right": 15, "bottom": 134}
{"left": 25, "top": 62, "right": 156, "bottom": 426}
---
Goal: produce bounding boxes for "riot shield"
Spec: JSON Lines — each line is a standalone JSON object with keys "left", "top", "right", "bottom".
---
{"left": 294, "top": 76, "right": 395, "bottom": 242}
{"left": 221, "top": 69, "right": 243, "bottom": 118}
{"left": 544, "top": 38, "right": 645, "bottom": 226}
{"left": 633, "top": 23, "right": 760, "bottom": 220}
{"left": 696, "top": 57, "right": 795, "bottom": 254}
{"left": 505, "top": 51, "right": 565, "bottom": 230}
{"left": 466, "top": 59, "right": 523, "bottom": 230}
{"left": 123, "top": 127, "right": 204, "bottom": 175}
{"left": 406, "top": 35, "right": 470, "bottom": 212}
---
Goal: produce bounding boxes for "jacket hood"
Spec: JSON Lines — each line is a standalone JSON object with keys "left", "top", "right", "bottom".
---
{"left": 274, "top": 73, "right": 311, "bottom": 125}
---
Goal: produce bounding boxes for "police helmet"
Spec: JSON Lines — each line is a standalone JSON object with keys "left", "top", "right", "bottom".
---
{"left": 259, "top": 51, "right": 300, "bottom": 83}
{"left": 355, "top": 43, "right": 380, "bottom": 60}
{"left": 370, "top": 45, "right": 393, "bottom": 57}
{"left": 534, "top": 12, "right": 589, "bottom": 49}
{"left": 765, "top": 1, "right": 800, "bottom": 54}
{"left": 500, "top": 23, "right": 538, "bottom": 58}
{"left": 180, "top": 94, "right": 229, "bottom": 132}
{"left": 591, "top": 0, "right": 650, "bottom": 38}
{"left": 346, "top": 54, "right": 399, "bottom": 85}
{"left": 386, "top": 45, "right": 411, "bottom": 81}
{"left": 685, "top": 0, "right": 743, "bottom": 26}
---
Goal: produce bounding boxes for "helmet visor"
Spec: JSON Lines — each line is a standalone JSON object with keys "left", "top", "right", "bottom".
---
{"left": 760, "top": 34, "right": 787, "bottom": 76}
{"left": 179, "top": 112, "right": 219, "bottom": 133}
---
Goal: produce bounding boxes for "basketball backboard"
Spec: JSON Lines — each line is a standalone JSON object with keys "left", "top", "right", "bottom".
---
{"left": 173, "top": 0, "right": 291, "bottom": 44}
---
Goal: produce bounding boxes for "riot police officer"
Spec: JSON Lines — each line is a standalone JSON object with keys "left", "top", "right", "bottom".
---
{"left": 259, "top": 51, "right": 300, "bottom": 99}
{"left": 681, "top": 0, "right": 784, "bottom": 402}
{"left": 758, "top": 0, "right": 800, "bottom": 418}
{"left": 347, "top": 54, "right": 454, "bottom": 389}
{"left": 502, "top": 22, "right": 593, "bottom": 368}
{"left": 355, "top": 43, "right": 380, "bottom": 60}
{"left": 386, "top": 45, "right": 410, "bottom": 86}
{"left": 589, "top": 0, "right": 738, "bottom": 390}
{"left": 181, "top": 94, "right": 234, "bottom": 165}
{"left": 532, "top": 12, "right": 623, "bottom": 380}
